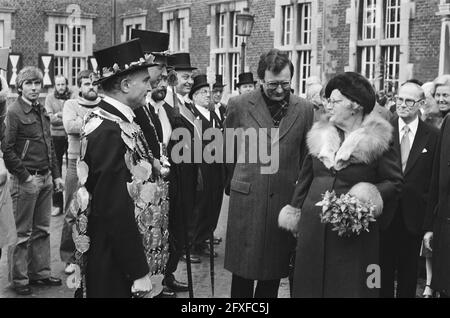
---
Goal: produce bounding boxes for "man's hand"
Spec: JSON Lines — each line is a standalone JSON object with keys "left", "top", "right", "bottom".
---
{"left": 424, "top": 232, "right": 433, "bottom": 251}
{"left": 54, "top": 177, "right": 64, "bottom": 192}
{"left": 131, "top": 274, "right": 152, "bottom": 298}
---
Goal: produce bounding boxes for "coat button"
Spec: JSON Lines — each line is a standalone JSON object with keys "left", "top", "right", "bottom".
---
{"left": 270, "top": 193, "right": 274, "bottom": 198}
{"left": 448, "top": 161, "right": 450, "bottom": 166}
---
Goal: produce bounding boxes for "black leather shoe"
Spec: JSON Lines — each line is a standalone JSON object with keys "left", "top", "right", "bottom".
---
{"left": 154, "top": 286, "right": 176, "bottom": 298}
{"left": 181, "top": 254, "right": 202, "bottom": 264}
{"left": 162, "top": 277, "right": 189, "bottom": 292}
{"left": 29, "top": 277, "right": 62, "bottom": 286}
{"left": 13, "top": 285, "right": 32, "bottom": 296}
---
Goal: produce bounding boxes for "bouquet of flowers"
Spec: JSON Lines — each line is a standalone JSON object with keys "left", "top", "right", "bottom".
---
{"left": 316, "top": 190, "right": 377, "bottom": 237}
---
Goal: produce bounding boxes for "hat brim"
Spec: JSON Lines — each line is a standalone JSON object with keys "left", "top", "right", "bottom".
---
{"left": 189, "top": 83, "right": 210, "bottom": 99}
{"left": 94, "top": 62, "right": 158, "bottom": 85}
{"left": 236, "top": 81, "right": 257, "bottom": 87}
{"left": 172, "top": 65, "right": 198, "bottom": 71}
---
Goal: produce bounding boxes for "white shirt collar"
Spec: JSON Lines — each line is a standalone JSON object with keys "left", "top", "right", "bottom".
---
{"left": 196, "top": 104, "right": 210, "bottom": 121}
{"left": 398, "top": 115, "right": 419, "bottom": 142}
{"left": 103, "top": 95, "right": 135, "bottom": 123}
{"left": 147, "top": 96, "right": 163, "bottom": 114}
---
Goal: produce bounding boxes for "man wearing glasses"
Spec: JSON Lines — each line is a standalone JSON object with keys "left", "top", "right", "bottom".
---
{"left": 224, "top": 49, "right": 314, "bottom": 298}
{"left": 380, "top": 81, "right": 439, "bottom": 298}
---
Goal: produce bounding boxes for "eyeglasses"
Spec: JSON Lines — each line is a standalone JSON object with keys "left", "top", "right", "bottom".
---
{"left": 395, "top": 97, "right": 423, "bottom": 108}
{"left": 264, "top": 81, "right": 291, "bottom": 90}
{"left": 197, "top": 89, "right": 210, "bottom": 96}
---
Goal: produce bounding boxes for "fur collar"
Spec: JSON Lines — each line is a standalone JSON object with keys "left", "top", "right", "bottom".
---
{"left": 307, "top": 113, "right": 393, "bottom": 171}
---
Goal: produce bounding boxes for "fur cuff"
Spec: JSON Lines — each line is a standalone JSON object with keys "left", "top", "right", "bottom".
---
{"left": 348, "top": 182, "right": 383, "bottom": 218}
{"left": 278, "top": 205, "right": 301, "bottom": 233}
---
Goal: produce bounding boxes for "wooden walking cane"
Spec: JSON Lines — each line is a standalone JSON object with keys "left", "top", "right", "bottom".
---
{"left": 168, "top": 71, "right": 194, "bottom": 298}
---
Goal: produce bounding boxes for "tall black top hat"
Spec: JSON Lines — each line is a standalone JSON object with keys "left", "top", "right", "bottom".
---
{"left": 167, "top": 53, "right": 197, "bottom": 71}
{"left": 130, "top": 29, "right": 171, "bottom": 67}
{"left": 189, "top": 74, "right": 210, "bottom": 100}
{"left": 213, "top": 74, "right": 226, "bottom": 90}
{"left": 237, "top": 72, "right": 257, "bottom": 87}
{"left": 93, "top": 39, "right": 158, "bottom": 84}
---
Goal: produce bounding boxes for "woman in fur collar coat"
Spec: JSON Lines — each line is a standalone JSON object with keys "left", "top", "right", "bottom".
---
{"left": 279, "top": 73, "right": 403, "bottom": 298}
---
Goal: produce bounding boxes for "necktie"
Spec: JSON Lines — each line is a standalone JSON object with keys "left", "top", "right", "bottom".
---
{"left": 400, "top": 125, "right": 410, "bottom": 172}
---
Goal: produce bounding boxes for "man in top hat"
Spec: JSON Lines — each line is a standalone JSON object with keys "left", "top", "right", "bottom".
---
{"left": 237, "top": 72, "right": 257, "bottom": 95}
{"left": 188, "top": 75, "right": 225, "bottom": 257}
{"left": 130, "top": 29, "right": 177, "bottom": 298}
{"left": 158, "top": 52, "right": 205, "bottom": 293}
{"left": 74, "top": 39, "right": 167, "bottom": 298}
{"left": 212, "top": 75, "right": 227, "bottom": 124}
{"left": 131, "top": 29, "right": 172, "bottom": 166}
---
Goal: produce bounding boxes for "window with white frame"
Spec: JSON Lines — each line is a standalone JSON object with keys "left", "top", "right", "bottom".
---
{"left": 362, "top": 0, "right": 377, "bottom": 40}
{"left": 357, "top": 0, "right": 403, "bottom": 92}
{"left": 277, "top": 1, "right": 314, "bottom": 95}
{"left": 125, "top": 23, "right": 142, "bottom": 41}
{"left": 298, "top": 50, "right": 311, "bottom": 95}
{"left": 299, "top": 2, "right": 311, "bottom": 45}
{"left": 0, "top": 20, "right": 4, "bottom": 48}
{"left": 121, "top": 12, "right": 146, "bottom": 43}
{"left": 383, "top": 45, "right": 400, "bottom": 91}
{"left": 385, "top": 0, "right": 401, "bottom": 39}
{"left": 167, "top": 17, "right": 187, "bottom": 51}
{"left": 53, "top": 24, "right": 87, "bottom": 86}
{"left": 360, "top": 46, "right": 377, "bottom": 83}
{"left": 211, "top": 8, "right": 243, "bottom": 92}
{"left": 230, "top": 53, "right": 240, "bottom": 90}
{"left": 282, "top": 5, "right": 293, "bottom": 46}
{"left": 217, "top": 13, "right": 226, "bottom": 48}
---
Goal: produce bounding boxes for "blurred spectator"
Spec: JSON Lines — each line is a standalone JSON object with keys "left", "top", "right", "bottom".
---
{"left": 44, "top": 75, "right": 71, "bottom": 216}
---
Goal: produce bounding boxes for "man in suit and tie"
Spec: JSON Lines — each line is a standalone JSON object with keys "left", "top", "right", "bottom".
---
{"left": 380, "top": 81, "right": 439, "bottom": 298}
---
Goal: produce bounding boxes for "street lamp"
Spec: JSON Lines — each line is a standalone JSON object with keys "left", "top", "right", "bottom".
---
{"left": 236, "top": 8, "right": 255, "bottom": 73}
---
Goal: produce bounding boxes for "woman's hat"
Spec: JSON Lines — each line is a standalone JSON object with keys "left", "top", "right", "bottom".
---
{"left": 325, "top": 72, "right": 376, "bottom": 114}
{"left": 167, "top": 53, "right": 197, "bottom": 71}
{"left": 93, "top": 39, "right": 158, "bottom": 84}
{"left": 189, "top": 74, "right": 210, "bottom": 100}
{"left": 237, "top": 72, "right": 257, "bottom": 87}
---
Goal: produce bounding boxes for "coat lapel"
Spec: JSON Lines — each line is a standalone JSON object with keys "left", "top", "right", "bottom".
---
{"left": 248, "top": 91, "right": 274, "bottom": 130}
{"left": 404, "top": 119, "right": 430, "bottom": 176}
{"left": 99, "top": 100, "right": 130, "bottom": 123}
{"left": 277, "top": 96, "right": 300, "bottom": 142}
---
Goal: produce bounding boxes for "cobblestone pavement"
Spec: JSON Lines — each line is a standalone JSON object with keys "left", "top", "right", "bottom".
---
{"left": 0, "top": 187, "right": 425, "bottom": 299}
{"left": 0, "top": 194, "right": 290, "bottom": 298}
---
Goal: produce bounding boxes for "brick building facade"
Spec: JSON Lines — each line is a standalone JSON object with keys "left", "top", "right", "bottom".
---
{"left": 0, "top": 0, "right": 448, "bottom": 99}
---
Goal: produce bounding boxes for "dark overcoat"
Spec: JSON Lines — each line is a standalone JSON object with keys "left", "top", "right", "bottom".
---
{"left": 424, "top": 114, "right": 450, "bottom": 294}
{"left": 84, "top": 101, "right": 149, "bottom": 298}
{"left": 286, "top": 114, "right": 403, "bottom": 298}
{"left": 224, "top": 89, "right": 314, "bottom": 280}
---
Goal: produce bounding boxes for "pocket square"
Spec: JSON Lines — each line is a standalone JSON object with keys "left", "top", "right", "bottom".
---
{"left": 422, "top": 148, "right": 428, "bottom": 153}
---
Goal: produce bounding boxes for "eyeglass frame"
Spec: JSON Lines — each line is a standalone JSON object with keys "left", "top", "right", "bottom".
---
{"left": 395, "top": 96, "right": 423, "bottom": 108}
{"left": 263, "top": 80, "right": 291, "bottom": 90}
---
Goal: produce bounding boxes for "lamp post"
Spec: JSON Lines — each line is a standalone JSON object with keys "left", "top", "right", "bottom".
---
{"left": 236, "top": 8, "right": 255, "bottom": 73}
